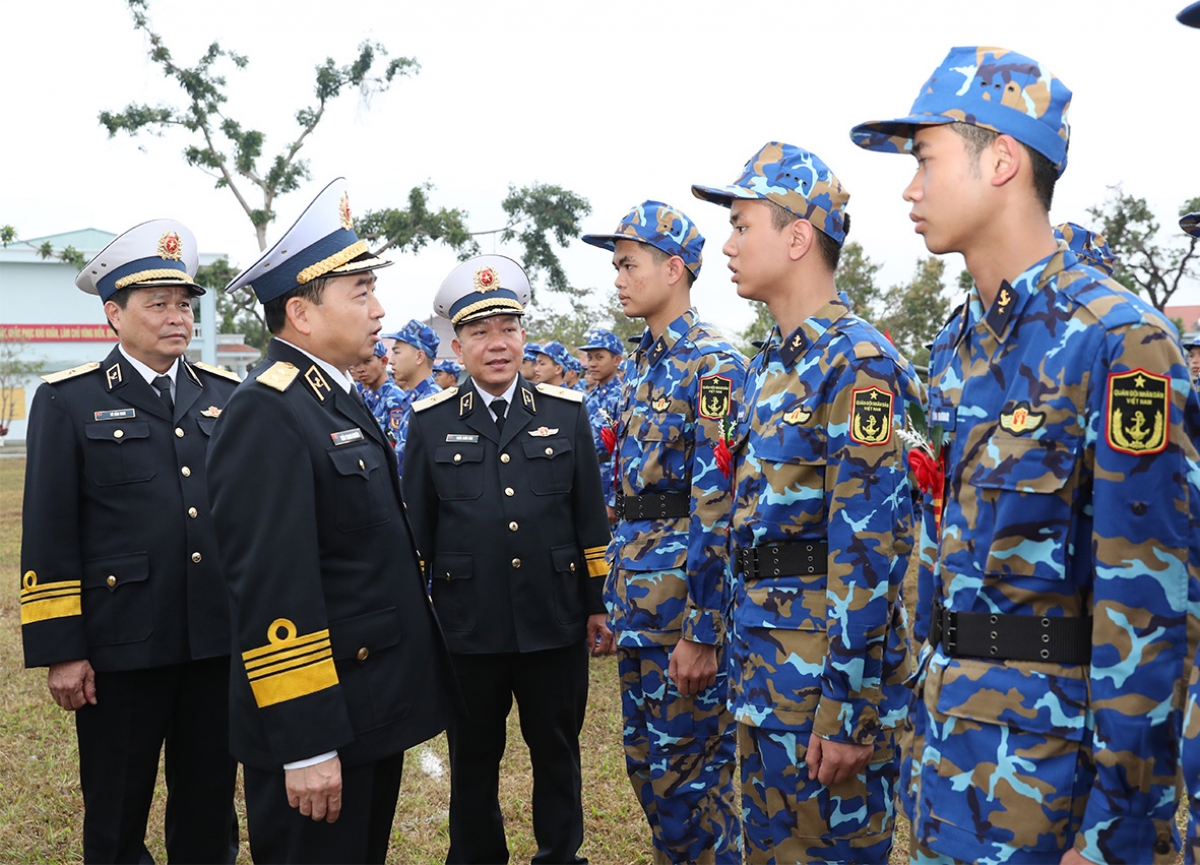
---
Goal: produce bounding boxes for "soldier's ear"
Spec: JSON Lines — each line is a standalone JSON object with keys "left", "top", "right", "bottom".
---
{"left": 285, "top": 295, "right": 313, "bottom": 335}
{"left": 788, "top": 218, "right": 815, "bottom": 263}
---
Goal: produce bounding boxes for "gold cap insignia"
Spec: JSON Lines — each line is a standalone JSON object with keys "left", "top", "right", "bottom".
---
{"left": 474, "top": 266, "right": 500, "bottom": 293}
{"left": 158, "top": 231, "right": 183, "bottom": 261}
{"left": 998, "top": 402, "right": 1044, "bottom": 435}
{"left": 339, "top": 193, "right": 353, "bottom": 230}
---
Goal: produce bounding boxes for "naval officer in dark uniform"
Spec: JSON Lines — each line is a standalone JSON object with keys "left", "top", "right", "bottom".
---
{"left": 206, "top": 178, "right": 456, "bottom": 864}
{"left": 19, "top": 220, "right": 240, "bottom": 863}
{"left": 403, "top": 255, "right": 612, "bottom": 865}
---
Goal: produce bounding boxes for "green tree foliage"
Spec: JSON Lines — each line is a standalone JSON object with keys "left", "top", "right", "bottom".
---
{"left": 881, "top": 256, "right": 951, "bottom": 368}
{"left": 0, "top": 227, "right": 85, "bottom": 268}
{"left": 1087, "top": 185, "right": 1200, "bottom": 312}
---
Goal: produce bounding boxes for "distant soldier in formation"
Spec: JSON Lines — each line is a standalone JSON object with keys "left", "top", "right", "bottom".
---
{"left": 582, "top": 201, "right": 745, "bottom": 863}
{"left": 532, "top": 340, "right": 571, "bottom": 387}
{"left": 853, "top": 46, "right": 1200, "bottom": 862}
{"left": 580, "top": 327, "right": 625, "bottom": 523}
{"left": 521, "top": 342, "right": 541, "bottom": 381}
{"left": 563, "top": 352, "right": 586, "bottom": 392}
{"left": 433, "top": 358, "right": 463, "bottom": 390}
{"left": 349, "top": 340, "right": 406, "bottom": 458}
{"left": 382, "top": 319, "right": 442, "bottom": 477}
{"left": 693, "top": 143, "right": 922, "bottom": 863}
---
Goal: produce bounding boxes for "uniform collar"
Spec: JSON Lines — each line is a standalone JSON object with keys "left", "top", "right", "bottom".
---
{"left": 972, "top": 247, "right": 1071, "bottom": 344}
{"left": 117, "top": 345, "right": 179, "bottom": 389}
{"left": 274, "top": 337, "right": 353, "bottom": 393}
{"left": 773, "top": 298, "right": 851, "bottom": 369}
{"left": 637, "top": 307, "right": 698, "bottom": 368}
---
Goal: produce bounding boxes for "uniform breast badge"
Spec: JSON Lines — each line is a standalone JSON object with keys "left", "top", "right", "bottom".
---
{"left": 998, "top": 401, "right": 1044, "bottom": 435}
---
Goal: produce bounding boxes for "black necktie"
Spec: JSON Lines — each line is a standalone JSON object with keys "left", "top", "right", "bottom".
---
{"left": 491, "top": 398, "right": 507, "bottom": 432}
{"left": 153, "top": 375, "right": 174, "bottom": 415}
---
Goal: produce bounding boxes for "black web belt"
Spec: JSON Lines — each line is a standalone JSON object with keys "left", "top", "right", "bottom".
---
{"left": 736, "top": 541, "right": 829, "bottom": 581}
{"left": 614, "top": 491, "right": 689, "bottom": 521}
{"left": 930, "top": 598, "right": 1092, "bottom": 665}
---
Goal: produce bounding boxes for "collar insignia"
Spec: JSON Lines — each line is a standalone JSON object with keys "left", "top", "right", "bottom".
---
{"left": 304, "top": 365, "right": 332, "bottom": 402}
{"left": 105, "top": 363, "right": 123, "bottom": 389}
{"left": 459, "top": 390, "right": 474, "bottom": 417}
{"left": 998, "top": 402, "right": 1044, "bottom": 435}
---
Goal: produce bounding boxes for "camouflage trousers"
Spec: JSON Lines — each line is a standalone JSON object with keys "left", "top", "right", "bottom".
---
{"left": 738, "top": 723, "right": 896, "bottom": 865}
{"left": 618, "top": 645, "right": 740, "bottom": 864}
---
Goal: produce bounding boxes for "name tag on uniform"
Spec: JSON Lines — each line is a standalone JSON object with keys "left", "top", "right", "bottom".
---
{"left": 446, "top": 434, "right": 479, "bottom": 443}
{"left": 330, "top": 428, "right": 365, "bottom": 446}
{"left": 94, "top": 408, "right": 136, "bottom": 421}
{"left": 931, "top": 409, "right": 952, "bottom": 424}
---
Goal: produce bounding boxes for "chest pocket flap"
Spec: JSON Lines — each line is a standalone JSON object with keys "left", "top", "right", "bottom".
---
{"left": 633, "top": 412, "right": 686, "bottom": 443}
{"left": 85, "top": 420, "right": 150, "bottom": 443}
{"left": 327, "top": 444, "right": 384, "bottom": 479}
{"left": 970, "top": 434, "right": 1079, "bottom": 493}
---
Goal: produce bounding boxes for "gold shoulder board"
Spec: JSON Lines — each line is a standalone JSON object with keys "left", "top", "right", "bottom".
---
{"left": 853, "top": 341, "right": 883, "bottom": 360}
{"left": 535, "top": 382, "right": 584, "bottom": 403}
{"left": 256, "top": 361, "right": 299, "bottom": 392}
{"left": 413, "top": 386, "right": 458, "bottom": 413}
{"left": 40, "top": 362, "right": 100, "bottom": 384}
{"left": 193, "top": 361, "right": 241, "bottom": 382}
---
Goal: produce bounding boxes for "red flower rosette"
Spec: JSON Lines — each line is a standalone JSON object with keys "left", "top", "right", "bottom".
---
{"left": 600, "top": 425, "right": 617, "bottom": 456}
{"left": 715, "top": 438, "right": 732, "bottom": 478}
{"left": 906, "top": 447, "right": 946, "bottom": 533}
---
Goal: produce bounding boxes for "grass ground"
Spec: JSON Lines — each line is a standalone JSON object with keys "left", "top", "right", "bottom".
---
{"left": 0, "top": 457, "right": 1184, "bottom": 862}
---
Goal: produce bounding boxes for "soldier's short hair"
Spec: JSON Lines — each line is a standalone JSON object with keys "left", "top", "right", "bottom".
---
{"left": 765, "top": 200, "right": 843, "bottom": 272}
{"left": 264, "top": 275, "right": 330, "bottom": 335}
{"left": 642, "top": 243, "right": 697, "bottom": 289}
{"left": 948, "top": 122, "right": 1056, "bottom": 213}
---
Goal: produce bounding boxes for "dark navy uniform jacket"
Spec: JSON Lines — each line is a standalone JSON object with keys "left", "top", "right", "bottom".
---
{"left": 20, "top": 345, "right": 237, "bottom": 672}
{"left": 206, "top": 338, "right": 456, "bottom": 771}
{"left": 402, "top": 376, "right": 611, "bottom": 655}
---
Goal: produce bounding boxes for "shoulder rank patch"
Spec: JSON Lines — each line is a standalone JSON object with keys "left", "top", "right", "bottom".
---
{"left": 853, "top": 341, "right": 883, "bottom": 360}
{"left": 699, "top": 375, "right": 733, "bottom": 419}
{"left": 242, "top": 618, "right": 338, "bottom": 708}
{"left": 20, "top": 571, "right": 81, "bottom": 625}
{"left": 536, "top": 382, "right": 584, "bottom": 403}
{"left": 850, "top": 385, "right": 893, "bottom": 446}
{"left": 1106, "top": 369, "right": 1169, "bottom": 455}
{"left": 192, "top": 361, "right": 241, "bottom": 383}
{"left": 41, "top": 362, "right": 100, "bottom": 384}
{"left": 413, "top": 386, "right": 457, "bottom": 413}
{"left": 999, "top": 401, "right": 1045, "bottom": 435}
{"left": 256, "top": 361, "right": 299, "bottom": 392}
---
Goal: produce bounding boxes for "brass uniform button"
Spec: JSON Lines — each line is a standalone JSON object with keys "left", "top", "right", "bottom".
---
{"left": 445, "top": 572, "right": 452, "bottom": 581}
{"left": 191, "top": 552, "right": 202, "bottom": 563}
{"left": 509, "top": 521, "right": 518, "bottom": 532}
{"left": 500, "top": 453, "right": 510, "bottom": 463}
{"left": 175, "top": 427, "right": 185, "bottom": 438}
{"left": 453, "top": 453, "right": 462, "bottom": 463}
{"left": 187, "top": 507, "right": 198, "bottom": 518}
{"left": 569, "top": 562, "right": 576, "bottom": 572}
{"left": 181, "top": 466, "right": 191, "bottom": 477}
{"left": 106, "top": 575, "right": 117, "bottom": 587}
{"left": 357, "top": 647, "right": 369, "bottom": 661}
{"left": 358, "top": 459, "right": 365, "bottom": 470}
{"left": 504, "top": 487, "right": 514, "bottom": 497}
{"left": 113, "top": 429, "right": 124, "bottom": 439}
{"left": 544, "top": 447, "right": 553, "bottom": 455}
{"left": 511, "top": 558, "right": 521, "bottom": 568}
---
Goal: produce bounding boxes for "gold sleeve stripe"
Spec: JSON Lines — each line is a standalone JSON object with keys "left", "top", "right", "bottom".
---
{"left": 242, "top": 619, "right": 339, "bottom": 708}
{"left": 583, "top": 546, "right": 607, "bottom": 559}
{"left": 19, "top": 573, "right": 82, "bottom": 625}
{"left": 587, "top": 558, "right": 608, "bottom": 578}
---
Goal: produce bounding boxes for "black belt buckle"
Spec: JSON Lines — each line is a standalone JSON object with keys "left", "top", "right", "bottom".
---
{"left": 930, "top": 599, "right": 957, "bottom": 654}
{"left": 737, "top": 546, "right": 758, "bottom": 578}
{"left": 614, "top": 491, "right": 625, "bottom": 519}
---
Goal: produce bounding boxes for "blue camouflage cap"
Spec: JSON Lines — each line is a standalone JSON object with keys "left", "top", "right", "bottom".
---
{"left": 381, "top": 319, "right": 439, "bottom": 360}
{"left": 564, "top": 354, "right": 583, "bottom": 374}
{"left": 538, "top": 340, "right": 571, "bottom": 369}
{"left": 433, "top": 358, "right": 461, "bottom": 376}
{"left": 850, "top": 47, "right": 1073, "bottom": 177}
{"left": 691, "top": 142, "right": 850, "bottom": 246}
{"left": 582, "top": 200, "right": 705, "bottom": 277}
{"left": 1182, "top": 212, "right": 1200, "bottom": 239}
{"left": 1180, "top": 1, "right": 1200, "bottom": 26}
{"left": 1054, "top": 222, "right": 1117, "bottom": 276}
{"left": 523, "top": 342, "right": 543, "bottom": 363}
{"left": 370, "top": 340, "right": 388, "bottom": 359}
{"left": 579, "top": 328, "right": 623, "bottom": 356}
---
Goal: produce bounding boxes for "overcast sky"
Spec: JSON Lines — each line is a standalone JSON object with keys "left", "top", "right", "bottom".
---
{"left": 4, "top": 0, "right": 1198, "bottom": 338}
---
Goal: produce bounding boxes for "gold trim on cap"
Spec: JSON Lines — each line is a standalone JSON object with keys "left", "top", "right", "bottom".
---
{"left": 114, "top": 269, "right": 195, "bottom": 291}
{"left": 451, "top": 297, "right": 525, "bottom": 326}
{"left": 295, "top": 240, "right": 369, "bottom": 285}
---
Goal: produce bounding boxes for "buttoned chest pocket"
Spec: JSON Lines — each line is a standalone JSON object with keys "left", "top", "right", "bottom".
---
{"left": 521, "top": 436, "right": 574, "bottom": 495}
{"left": 196, "top": 416, "right": 217, "bottom": 437}
{"left": 84, "top": 420, "right": 156, "bottom": 486}
{"left": 750, "top": 421, "right": 826, "bottom": 526}
{"left": 326, "top": 444, "right": 391, "bottom": 531}
{"left": 433, "top": 443, "right": 485, "bottom": 500}
{"left": 630, "top": 412, "right": 689, "bottom": 487}
{"left": 969, "top": 434, "right": 1079, "bottom": 581}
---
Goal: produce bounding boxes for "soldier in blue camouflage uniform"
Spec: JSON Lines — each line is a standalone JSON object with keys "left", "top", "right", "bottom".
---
{"left": 564, "top": 353, "right": 586, "bottom": 393}
{"left": 693, "top": 144, "right": 921, "bottom": 864}
{"left": 1054, "top": 223, "right": 1117, "bottom": 276}
{"left": 521, "top": 343, "right": 541, "bottom": 382}
{"left": 533, "top": 340, "right": 571, "bottom": 387}
{"left": 432, "top": 358, "right": 461, "bottom": 391}
{"left": 581, "top": 328, "right": 625, "bottom": 520}
{"left": 382, "top": 319, "right": 441, "bottom": 477}
{"left": 582, "top": 201, "right": 745, "bottom": 863}
{"left": 852, "top": 46, "right": 1200, "bottom": 863}
{"left": 350, "top": 340, "right": 406, "bottom": 458}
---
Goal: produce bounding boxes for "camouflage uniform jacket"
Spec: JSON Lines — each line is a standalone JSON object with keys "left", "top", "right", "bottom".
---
{"left": 585, "top": 375, "right": 622, "bottom": 507}
{"left": 394, "top": 375, "right": 441, "bottom": 478}
{"left": 729, "top": 299, "right": 921, "bottom": 743}
{"left": 358, "top": 377, "right": 406, "bottom": 457}
{"left": 913, "top": 247, "right": 1200, "bottom": 863}
{"left": 607, "top": 308, "right": 745, "bottom": 648}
